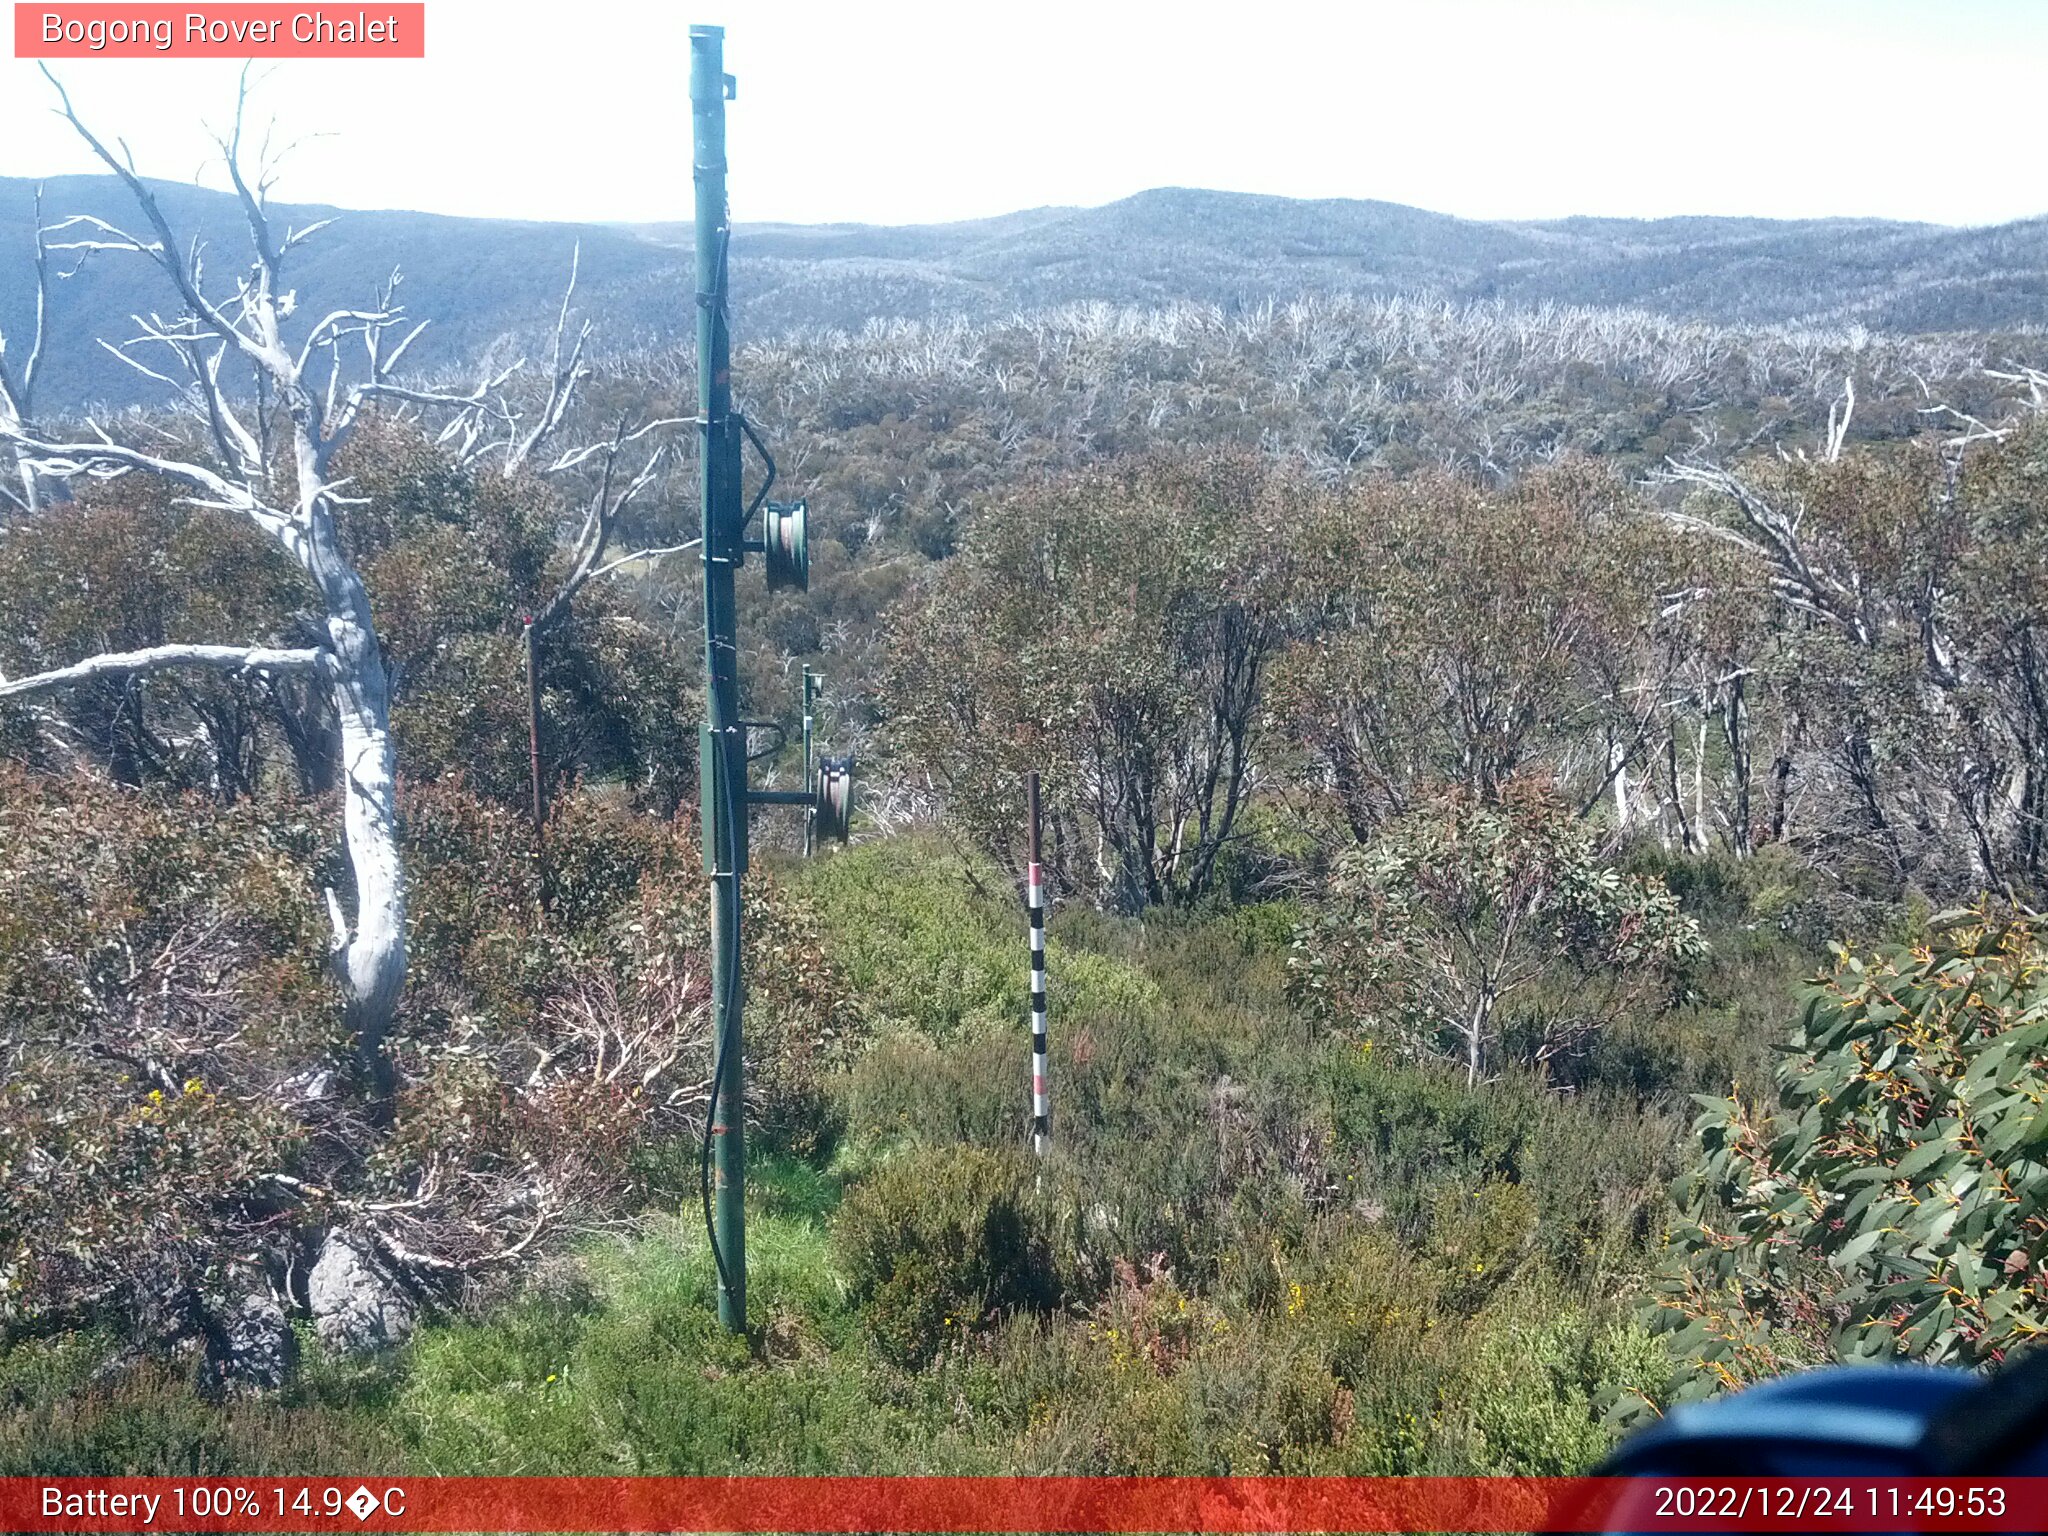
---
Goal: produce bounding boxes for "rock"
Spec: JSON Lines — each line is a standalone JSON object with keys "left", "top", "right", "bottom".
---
{"left": 200, "top": 1291, "right": 297, "bottom": 1396}
{"left": 307, "top": 1230, "right": 415, "bottom": 1354}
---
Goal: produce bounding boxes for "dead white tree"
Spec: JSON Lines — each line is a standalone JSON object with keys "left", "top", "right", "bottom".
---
{"left": 0, "top": 183, "right": 51, "bottom": 516}
{"left": 0, "top": 71, "right": 444, "bottom": 1095}
{"left": 0, "top": 77, "right": 735, "bottom": 1339}
{"left": 1, "top": 71, "right": 705, "bottom": 1097}
{"left": 1654, "top": 456, "right": 1875, "bottom": 648}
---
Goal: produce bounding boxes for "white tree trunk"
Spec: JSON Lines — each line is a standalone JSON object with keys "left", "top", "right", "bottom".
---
{"left": 1466, "top": 987, "right": 1492, "bottom": 1088}
{"left": 1693, "top": 718, "right": 1709, "bottom": 855}
{"left": 271, "top": 390, "right": 406, "bottom": 1086}
{"left": 320, "top": 557, "right": 406, "bottom": 1089}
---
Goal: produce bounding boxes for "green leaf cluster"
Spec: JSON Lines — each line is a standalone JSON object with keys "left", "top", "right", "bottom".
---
{"left": 1658, "top": 906, "right": 2048, "bottom": 1388}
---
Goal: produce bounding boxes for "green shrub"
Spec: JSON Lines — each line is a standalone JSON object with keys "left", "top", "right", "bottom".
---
{"left": 1658, "top": 905, "right": 2048, "bottom": 1394}
{"left": 835, "top": 1031, "right": 1025, "bottom": 1153}
{"left": 1439, "top": 1284, "right": 1621, "bottom": 1475}
{"left": 1429, "top": 1179, "right": 1539, "bottom": 1308}
{"left": 394, "top": 1213, "right": 934, "bottom": 1474}
{"left": 797, "top": 835, "right": 1162, "bottom": 1055}
{"left": 1292, "top": 781, "right": 1703, "bottom": 1084}
{"left": 834, "top": 1147, "right": 1062, "bottom": 1367}
{"left": 793, "top": 837, "right": 1018, "bottom": 1042}
{"left": 1324, "top": 1047, "right": 1677, "bottom": 1275}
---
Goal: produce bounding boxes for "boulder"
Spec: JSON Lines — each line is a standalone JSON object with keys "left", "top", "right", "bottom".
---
{"left": 307, "top": 1230, "right": 415, "bottom": 1354}
{"left": 200, "top": 1290, "right": 297, "bottom": 1396}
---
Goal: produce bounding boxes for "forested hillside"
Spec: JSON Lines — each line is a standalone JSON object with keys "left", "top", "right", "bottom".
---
{"left": 7, "top": 174, "right": 2048, "bottom": 411}
{"left": 10, "top": 114, "right": 2048, "bottom": 1484}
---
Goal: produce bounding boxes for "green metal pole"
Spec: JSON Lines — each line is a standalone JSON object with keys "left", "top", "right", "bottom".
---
{"left": 692, "top": 22, "right": 747, "bottom": 1333}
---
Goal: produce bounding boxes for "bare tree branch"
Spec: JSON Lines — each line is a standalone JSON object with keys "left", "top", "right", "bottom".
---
{"left": 531, "top": 431, "right": 673, "bottom": 630}
{"left": 581, "top": 538, "right": 702, "bottom": 588}
{"left": 39, "top": 65, "right": 287, "bottom": 380}
{"left": 502, "top": 242, "right": 592, "bottom": 472}
{"left": 0, "top": 423, "right": 301, "bottom": 545}
{"left": 1655, "top": 456, "right": 1871, "bottom": 646}
{"left": 0, "top": 644, "right": 325, "bottom": 700}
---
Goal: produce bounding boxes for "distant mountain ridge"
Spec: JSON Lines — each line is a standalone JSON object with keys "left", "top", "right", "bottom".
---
{"left": 3, "top": 177, "right": 2044, "bottom": 413}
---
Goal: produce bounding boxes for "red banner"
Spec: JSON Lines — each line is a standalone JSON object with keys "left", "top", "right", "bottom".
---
{"left": 14, "top": 4, "right": 425, "bottom": 58}
{"left": 5, "top": 1476, "right": 2048, "bottom": 1532}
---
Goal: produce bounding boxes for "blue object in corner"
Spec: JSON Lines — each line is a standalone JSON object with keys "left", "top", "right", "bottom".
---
{"left": 1600, "top": 1364, "right": 1977, "bottom": 1477}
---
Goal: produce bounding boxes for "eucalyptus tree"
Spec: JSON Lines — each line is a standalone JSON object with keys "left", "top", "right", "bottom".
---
{"left": 1267, "top": 460, "right": 1686, "bottom": 845}
{"left": 1658, "top": 376, "right": 2048, "bottom": 891}
{"left": 886, "top": 451, "right": 1299, "bottom": 911}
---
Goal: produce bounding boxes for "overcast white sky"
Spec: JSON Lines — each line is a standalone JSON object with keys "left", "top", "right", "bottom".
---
{"left": 3, "top": 0, "right": 2045, "bottom": 229}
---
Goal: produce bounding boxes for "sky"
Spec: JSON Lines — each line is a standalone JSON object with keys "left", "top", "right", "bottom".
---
{"left": 2, "top": 0, "right": 2046, "bottom": 229}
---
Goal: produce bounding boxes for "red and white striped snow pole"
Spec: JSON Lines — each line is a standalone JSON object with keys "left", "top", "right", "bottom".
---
{"left": 1026, "top": 771, "right": 1050, "bottom": 1158}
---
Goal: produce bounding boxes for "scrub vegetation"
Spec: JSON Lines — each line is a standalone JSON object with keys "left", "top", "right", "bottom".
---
{"left": 10, "top": 131, "right": 2048, "bottom": 1478}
